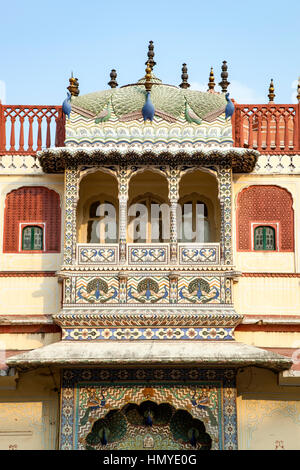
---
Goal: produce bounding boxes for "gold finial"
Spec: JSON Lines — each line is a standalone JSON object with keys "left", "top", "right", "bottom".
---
{"left": 208, "top": 67, "right": 215, "bottom": 91}
{"left": 268, "top": 79, "right": 275, "bottom": 103}
{"left": 179, "top": 63, "right": 190, "bottom": 89}
{"left": 144, "top": 62, "right": 153, "bottom": 92}
{"left": 67, "top": 72, "right": 79, "bottom": 96}
{"left": 297, "top": 77, "right": 300, "bottom": 102}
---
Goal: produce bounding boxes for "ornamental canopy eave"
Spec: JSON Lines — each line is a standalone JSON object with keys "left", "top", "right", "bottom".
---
{"left": 6, "top": 340, "right": 292, "bottom": 372}
{"left": 37, "top": 146, "right": 259, "bottom": 173}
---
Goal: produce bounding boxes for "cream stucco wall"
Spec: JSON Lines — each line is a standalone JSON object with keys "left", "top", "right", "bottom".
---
{"left": 0, "top": 333, "right": 61, "bottom": 351}
{"left": 0, "top": 277, "right": 61, "bottom": 315}
{"left": 0, "top": 368, "right": 59, "bottom": 450}
{"left": 237, "top": 367, "right": 300, "bottom": 450}
{"left": 233, "top": 276, "right": 300, "bottom": 316}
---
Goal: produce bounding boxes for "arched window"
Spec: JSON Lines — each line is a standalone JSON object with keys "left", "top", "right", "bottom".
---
{"left": 3, "top": 186, "right": 61, "bottom": 253}
{"left": 179, "top": 197, "right": 211, "bottom": 243}
{"left": 254, "top": 226, "right": 275, "bottom": 251}
{"left": 128, "top": 195, "right": 167, "bottom": 243}
{"left": 236, "top": 185, "right": 294, "bottom": 252}
{"left": 22, "top": 226, "right": 43, "bottom": 251}
{"left": 87, "top": 199, "right": 118, "bottom": 243}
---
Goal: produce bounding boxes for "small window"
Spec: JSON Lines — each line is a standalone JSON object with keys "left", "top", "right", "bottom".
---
{"left": 254, "top": 226, "right": 275, "bottom": 251}
{"left": 22, "top": 226, "right": 43, "bottom": 251}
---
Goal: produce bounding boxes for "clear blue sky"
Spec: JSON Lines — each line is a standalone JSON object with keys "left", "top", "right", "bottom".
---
{"left": 1, "top": 0, "right": 299, "bottom": 105}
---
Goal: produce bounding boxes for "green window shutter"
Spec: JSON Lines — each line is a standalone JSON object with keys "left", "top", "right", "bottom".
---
{"left": 22, "top": 227, "right": 32, "bottom": 250}
{"left": 22, "top": 226, "right": 43, "bottom": 250}
{"left": 254, "top": 226, "right": 275, "bottom": 251}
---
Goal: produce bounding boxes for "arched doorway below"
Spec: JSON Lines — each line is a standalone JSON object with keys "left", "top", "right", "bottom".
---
{"left": 83, "top": 400, "right": 212, "bottom": 450}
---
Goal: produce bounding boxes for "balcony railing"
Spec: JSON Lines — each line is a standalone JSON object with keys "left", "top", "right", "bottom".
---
{"left": 232, "top": 103, "right": 300, "bottom": 153}
{"left": 0, "top": 103, "right": 299, "bottom": 157}
{"left": 0, "top": 104, "right": 65, "bottom": 155}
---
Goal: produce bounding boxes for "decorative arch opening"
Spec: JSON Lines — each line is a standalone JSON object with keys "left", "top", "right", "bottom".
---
{"left": 128, "top": 169, "right": 169, "bottom": 243}
{"left": 77, "top": 170, "right": 119, "bottom": 243}
{"left": 179, "top": 169, "right": 220, "bottom": 242}
{"left": 83, "top": 400, "right": 212, "bottom": 450}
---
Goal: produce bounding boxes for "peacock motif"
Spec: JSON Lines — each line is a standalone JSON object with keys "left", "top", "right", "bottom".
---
{"left": 225, "top": 92, "right": 234, "bottom": 119}
{"left": 77, "top": 277, "right": 118, "bottom": 303}
{"left": 127, "top": 278, "right": 168, "bottom": 303}
{"left": 179, "top": 277, "right": 220, "bottom": 303}
{"left": 95, "top": 101, "right": 112, "bottom": 123}
{"left": 62, "top": 91, "right": 72, "bottom": 120}
{"left": 184, "top": 100, "right": 201, "bottom": 125}
{"left": 142, "top": 91, "right": 155, "bottom": 122}
{"left": 83, "top": 400, "right": 212, "bottom": 450}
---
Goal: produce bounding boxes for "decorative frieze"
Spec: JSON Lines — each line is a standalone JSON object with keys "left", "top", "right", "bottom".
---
{"left": 62, "top": 326, "right": 234, "bottom": 341}
{"left": 65, "top": 273, "right": 228, "bottom": 306}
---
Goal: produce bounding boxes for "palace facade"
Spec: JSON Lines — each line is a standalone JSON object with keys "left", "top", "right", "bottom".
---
{"left": 0, "top": 43, "right": 300, "bottom": 450}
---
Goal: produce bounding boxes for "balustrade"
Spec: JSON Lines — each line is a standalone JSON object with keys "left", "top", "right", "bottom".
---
{"left": 1, "top": 103, "right": 299, "bottom": 157}
{"left": 233, "top": 103, "right": 300, "bottom": 153}
{"left": 0, "top": 104, "right": 65, "bottom": 155}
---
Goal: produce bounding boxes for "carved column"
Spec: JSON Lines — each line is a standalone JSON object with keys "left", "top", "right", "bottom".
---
{"left": 117, "top": 165, "right": 129, "bottom": 263}
{"left": 167, "top": 166, "right": 180, "bottom": 263}
{"left": 63, "top": 167, "right": 80, "bottom": 266}
{"left": 217, "top": 165, "right": 233, "bottom": 265}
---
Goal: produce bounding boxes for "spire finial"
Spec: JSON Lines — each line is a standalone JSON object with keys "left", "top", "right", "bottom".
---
{"left": 208, "top": 67, "right": 215, "bottom": 92}
{"left": 219, "top": 61, "right": 230, "bottom": 93}
{"left": 144, "top": 62, "right": 153, "bottom": 92}
{"left": 179, "top": 63, "right": 190, "bottom": 89}
{"left": 268, "top": 79, "right": 275, "bottom": 103}
{"left": 145, "top": 41, "right": 156, "bottom": 70}
{"left": 108, "top": 69, "right": 118, "bottom": 88}
{"left": 297, "top": 77, "right": 300, "bottom": 102}
{"left": 67, "top": 73, "right": 79, "bottom": 96}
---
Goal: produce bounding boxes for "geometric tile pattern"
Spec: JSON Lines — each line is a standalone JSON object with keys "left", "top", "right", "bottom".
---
{"left": 62, "top": 326, "right": 234, "bottom": 341}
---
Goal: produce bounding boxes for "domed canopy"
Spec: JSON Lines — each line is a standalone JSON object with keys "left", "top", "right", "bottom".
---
{"left": 70, "top": 75, "right": 226, "bottom": 123}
